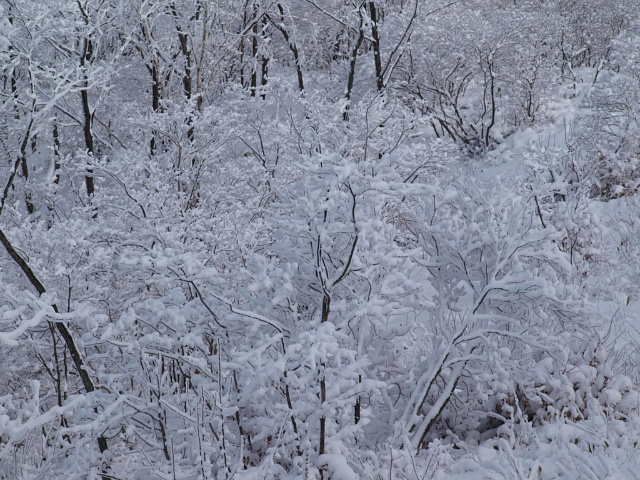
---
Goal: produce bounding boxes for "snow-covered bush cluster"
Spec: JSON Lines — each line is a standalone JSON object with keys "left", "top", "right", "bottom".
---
{"left": 1, "top": 0, "right": 640, "bottom": 478}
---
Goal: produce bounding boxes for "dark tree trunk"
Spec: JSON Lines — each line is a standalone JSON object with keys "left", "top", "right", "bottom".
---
{"left": 269, "top": 3, "right": 305, "bottom": 92}
{"left": 369, "top": 2, "right": 384, "bottom": 91}
{"left": 343, "top": 18, "right": 365, "bottom": 121}
{"left": 80, "top": 37, "right": 95, "bottom": 198}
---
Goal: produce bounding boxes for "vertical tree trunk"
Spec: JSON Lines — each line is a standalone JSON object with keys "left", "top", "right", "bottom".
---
{"left": 178, "top": 33, "right": 193, "bottom": 101}
{"left": 53, "top": 118, "right": 61, "bottom": 185}
{"left": 343, "top": 17, "right": 365, "bottom": 121}
{"left": 260, "top": 16, "right": 269, "bottom": 100}
{"left": 369, "top": 2, "right": 384, "bottom": 91}
{"left": 319, "top": 293, "right": 330, "bottom": 480}
{"left": 139, "top": 12, "right": 167, "bottom": 156}
{"left": 150, "top": 65, "right": 160, "bottom": 156}
{"left": 269, "top": 3, "right": 305, "bottom": 92}
{"left": 484, "top": 57, "right": 495, "bottom": 147}
{"left": 240, "top": 4, "right": 247, "bottom": 88}
{"left": 79, "top": 35, "right": 95, "bottom": 199}
{"left": 19, "top": 131, "right": 34, "bottom": 214}
{"left": 171, "top": 3, "right": 194, "bottom": 140}
{"left": 251, "top": 2, "right": 259, "bottom": 97}
{"left": 354, "top": 374, "right": 361, "bottom": 424}
{"left": 10, "top": 69, "right": 35, "bottom": 213}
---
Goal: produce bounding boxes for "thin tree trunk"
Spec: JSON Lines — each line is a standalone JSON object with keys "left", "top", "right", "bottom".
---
{"left": 171, "top": 3, "right": 194, "bottom": 140}
{"left": 319, "top": 293, "right": 330, "bottom": 479}
{"left": 343, "top": 18, "right": 365, "bottom": 121}
{"left": 268, "top": 3, "right": 304, "bottom": 91}
{"left": 10, "top": 70, "right": 34, "bottom": 213}
{"left": 139, "top": 12, "right": 167, "bottom": 155}
{"left": 251, "top": 2, "right": 259, "bottom": 97}
{"left": 53, "top": 119, "right": 61, "bottom": 185}
{"left": 80, "top": 88, "right": 95, "bottom": 197}
{"left": 79, "top": 33, "right": 95, "bottom": 199}
{"left": 354, "top": 375, "right": 361, "bottom": 424}
{"left": 260, "top": 14, "right": 269, "bottom": 99}
{"left": 368, "top": 2, "right": 384, "bottom": 91}
{"left": 150, "top": 65, "right": 160, "bottom": 155}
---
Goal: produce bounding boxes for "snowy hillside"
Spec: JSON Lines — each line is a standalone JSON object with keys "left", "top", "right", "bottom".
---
{"left": 1, "top": 1, "right": 640, "bottom": 479}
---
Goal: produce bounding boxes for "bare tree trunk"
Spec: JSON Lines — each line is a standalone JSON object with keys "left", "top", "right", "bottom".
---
{"left": 150, "top": 65, "right": 160, "bottom": 155}
{"left": 268, "top": 3, "right": 304, "bottom": 91}
{"left": 80, "top": 83, "right": 95, "bottom": 197}
{"left": 261, "top": 16, "right": 269, "bottom": 99}
{"left": 251, "top": 2, "right": 259, "bottom": 97}
{"left": 368, "top": 2, "right": 384, "bottom": 91}
{"left": 319, "top": 293, "right": 330, "bottom": 480}
{"left": 354, "top": 374, "right": 361, "bottom": 424}
{"left": 18, "top": 129, "right": 34, "bottom": 214}
{"left": 343, "top": 17, "right": 365, "bottom": 121}
{"left": 10, "top": 69, "right": 35, "bottom": 213}
{"left": 77, "top": 1, "right": 95, "bottom": 199}
{"left": 482, "top": 54, "right": 496, "bottom": 147}
{"left": 53, "top": 118, "right": 61, "bottom": 184}
{"left": 138, "top": 11, "right": 167, "bottom": 156}
{"left": 171, "top": 3, "right": 195, "bottom": 141}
